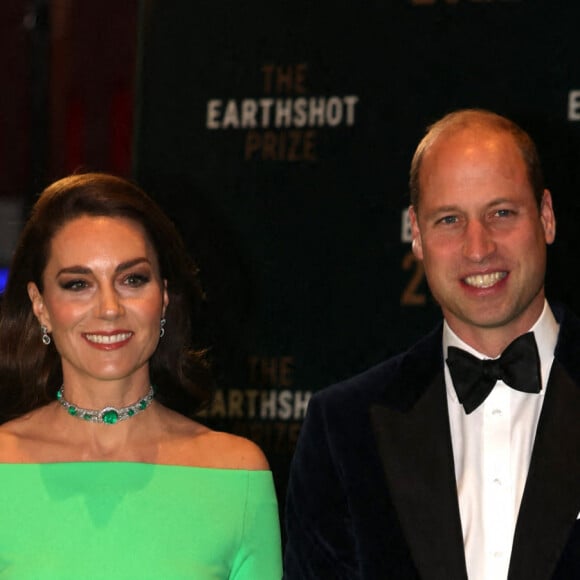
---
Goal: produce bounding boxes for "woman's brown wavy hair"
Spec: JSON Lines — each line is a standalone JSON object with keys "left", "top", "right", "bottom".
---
{"left": 0, "top": 172, "right": 214, "bottom": 422}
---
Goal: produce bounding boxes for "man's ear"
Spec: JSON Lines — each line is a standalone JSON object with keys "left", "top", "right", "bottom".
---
{"left": 540, "top": 189, "right": 556, "bottom": 245}
{"left": 409, "top": 205, "right": 424, "bottom": 260}
{"left": 27, "top": 282, "right": 51, "bottom": 331}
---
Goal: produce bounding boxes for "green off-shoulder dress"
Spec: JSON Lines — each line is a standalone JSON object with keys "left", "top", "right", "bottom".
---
{"left": 0, "top": 463, "right": 282, "bottom": 579}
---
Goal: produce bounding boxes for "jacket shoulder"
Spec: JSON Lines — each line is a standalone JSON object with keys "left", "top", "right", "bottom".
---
{"left": 553, "top": 302, "right": 580, "bottom": 383}
{"left": 312, "top": 323, "right": 444, "bottom": 415}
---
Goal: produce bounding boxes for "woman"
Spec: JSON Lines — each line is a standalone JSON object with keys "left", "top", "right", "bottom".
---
{"left": 0, "top": 173, "right": 282, "bottom": 578}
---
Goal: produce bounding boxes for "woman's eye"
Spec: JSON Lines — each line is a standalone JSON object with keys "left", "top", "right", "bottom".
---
{"left": 124, "top": 273, "right": 150, "bottom": 287}
{"left": 61, "top": 279, "right": 88, "bottom": 291}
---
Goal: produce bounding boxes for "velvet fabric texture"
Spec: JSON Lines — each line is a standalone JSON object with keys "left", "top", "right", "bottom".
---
{"left": 284, "top": 303, "right": 580, "bottom": 580}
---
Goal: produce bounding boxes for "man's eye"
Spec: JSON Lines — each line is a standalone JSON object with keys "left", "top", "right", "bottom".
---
{"left": 438, "top": 215, "right": 457, "bottom": 225}
{"left": 495, "top": 209, "right": 513, "bottom": 218}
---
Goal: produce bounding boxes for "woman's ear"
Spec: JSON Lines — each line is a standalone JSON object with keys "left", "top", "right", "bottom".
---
{"left": 162, "top": 279, "right": 169, "bottom": 317}
{"left": 27, "top": 282, "right": 51, "bottom": 331}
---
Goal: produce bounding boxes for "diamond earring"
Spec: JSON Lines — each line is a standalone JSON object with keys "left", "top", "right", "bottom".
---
{"left": 41, "top": 325, "right": 51, "bottom": 345}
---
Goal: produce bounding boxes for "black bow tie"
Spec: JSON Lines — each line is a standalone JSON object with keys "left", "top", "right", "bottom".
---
{"left": 446, "top": 332, "right": 542, "bottom": 414}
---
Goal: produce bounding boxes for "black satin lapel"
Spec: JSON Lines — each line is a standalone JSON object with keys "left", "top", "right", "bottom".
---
{"left": 370, "top": 373, "right": 468, "bottom": 580}
{"left": 508, "top": 361, "right": 580, "bottom": 580}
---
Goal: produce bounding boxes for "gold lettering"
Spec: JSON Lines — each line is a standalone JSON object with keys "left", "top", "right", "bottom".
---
{"left": 262, "top": 131, "right": 277, "bottom": 160}
{"left": 262, "top": 64, "right": 275, "bottom": 93}
{"left": 228, "top": 389, "right": 245, "bottom": 418}
{"left": 244, "top": 131, "right": 262, "bottom": 160}
{"left": 248, "top": 356, "right": 295, "bottom": 387}
{"left": 276, "top": 66, "right": 293, "bottom": 93}
{"left": 400, "top": 250, "right": 427, "bottom": 306}
{"left": 303, "top": 129, "right": 317, "bottom": 161}
{"left": 231, "top": 420, "right": 305, "bottom": 453}
{"left": 295, "top": 64, "right": 308, "bottom": 94}
{"left": 244, "top": 130, "right": 318, "bottom": 161}
{"left": 261, "top": 63, "right": 309, "bottom": 94}
{"left": 279, "top": 356, "right": 294, "bottom": 387}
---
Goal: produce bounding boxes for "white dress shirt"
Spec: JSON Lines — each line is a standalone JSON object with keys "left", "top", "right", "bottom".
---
{"left": 443, "top": 301, "right": 559, "bottom": 580}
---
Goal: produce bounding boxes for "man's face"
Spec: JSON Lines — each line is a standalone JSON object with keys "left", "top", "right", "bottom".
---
{"left": 409, "top": 127, "right": 555, "bottom": 351}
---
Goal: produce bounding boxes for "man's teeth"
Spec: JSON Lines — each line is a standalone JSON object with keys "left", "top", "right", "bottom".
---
{"left": 85, "top": 333, "right": 132, "bottom": 344}
{"left": 464, "top": 272, "right": 506, "bottom": 288}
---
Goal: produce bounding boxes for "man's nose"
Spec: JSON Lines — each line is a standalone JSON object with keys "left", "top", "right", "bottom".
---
{"left": 463, "top": 220, "right": 496, "bottom": 262}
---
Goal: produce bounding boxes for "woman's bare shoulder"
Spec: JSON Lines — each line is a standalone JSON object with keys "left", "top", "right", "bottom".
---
{"left": 164, "top": 417, "right": 269, "bottom": 470}
{"left": 0, "top": 406, "right": 270, "bottom": 470}
{"left": 157, "top": 407, "right": 269, "bottom": 470}
{"left": 195, "top": 429, "right": 270, "bottom": 470}
{"left": 0, "top": 414, "right": 39, "bottom": 461}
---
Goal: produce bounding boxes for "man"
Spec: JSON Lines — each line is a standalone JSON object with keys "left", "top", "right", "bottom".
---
{"left": 284, "top": 109, "right": 580, "bottom": 579}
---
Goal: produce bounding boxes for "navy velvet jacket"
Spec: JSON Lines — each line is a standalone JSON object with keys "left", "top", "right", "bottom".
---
{"left": 284, "top": 304, "right": 580, "bottom": 579}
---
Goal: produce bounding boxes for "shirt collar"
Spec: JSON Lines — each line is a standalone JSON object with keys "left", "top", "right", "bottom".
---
{"left": 443, "top": 300, "right": 559, "bottom": 399}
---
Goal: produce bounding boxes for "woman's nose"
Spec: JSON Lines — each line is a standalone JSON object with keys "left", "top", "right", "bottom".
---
{"left": 97, "top": 286, "right": 124, "bottom": 319}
